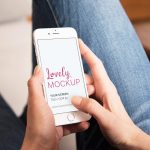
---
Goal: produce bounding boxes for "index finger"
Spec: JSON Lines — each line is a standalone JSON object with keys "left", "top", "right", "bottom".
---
{"left": 79, "top": 39, "right": 110, "bottom": 83}
{"left": 79, "top": 39, "right": 115, "bottom": 99}
{"left": 61, "top": 121, "right": 90, "bottom": 136}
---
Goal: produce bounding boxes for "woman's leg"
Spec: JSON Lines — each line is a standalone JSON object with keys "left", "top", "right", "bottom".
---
{"left": 0, "top": 95, "right": 25, "bottom": 150}
{"left": 32, "top": 0, "right": 150, "bottom": 149}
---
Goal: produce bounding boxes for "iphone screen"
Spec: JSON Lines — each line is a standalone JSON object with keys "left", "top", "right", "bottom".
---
{"left": 37, "top": 38, "right": 87, "bottom": 114}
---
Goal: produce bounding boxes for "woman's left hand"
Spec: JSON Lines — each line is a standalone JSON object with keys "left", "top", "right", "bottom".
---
{"left": 21, "top": 66, "right": 94, "bottom": 150}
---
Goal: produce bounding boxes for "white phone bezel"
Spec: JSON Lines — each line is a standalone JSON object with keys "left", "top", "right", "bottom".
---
{"left": 33, "top": 27, "right": 91, "bottom": 126}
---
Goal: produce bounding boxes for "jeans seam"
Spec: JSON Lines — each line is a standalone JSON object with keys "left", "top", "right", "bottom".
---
{"left": 45, "top": 0, "right": 60, "bottom": 27}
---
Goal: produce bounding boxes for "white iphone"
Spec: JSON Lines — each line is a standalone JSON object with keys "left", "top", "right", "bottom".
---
{"left": 33, "top": 27, "right": 91, "bottom": 126}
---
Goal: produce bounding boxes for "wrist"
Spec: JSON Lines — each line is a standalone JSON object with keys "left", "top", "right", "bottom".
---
{"left": 129, "top": 129, "right": 150, "bottom": 150}
{"left": 118, "top": 126, "right": 150, "bottom": 150}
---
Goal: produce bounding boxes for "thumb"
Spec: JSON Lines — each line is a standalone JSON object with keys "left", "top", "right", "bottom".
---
{"left": 71, "top": 96, "right": 112, "bottom": 127}
{"left": 27, "top": 66, "right": 45, "bottom": 105}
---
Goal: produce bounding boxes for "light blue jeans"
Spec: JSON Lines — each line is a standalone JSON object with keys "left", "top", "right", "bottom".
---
{"left": 32, "top": 0, "right": 150, "bottom": 149}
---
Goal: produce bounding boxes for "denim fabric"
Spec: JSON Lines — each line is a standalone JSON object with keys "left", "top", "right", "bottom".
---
{"left": 32, "top": 0, "right": 150, "bottom": 149}
{"left": 0, "top": 95, "right": 25, "bottom": 150}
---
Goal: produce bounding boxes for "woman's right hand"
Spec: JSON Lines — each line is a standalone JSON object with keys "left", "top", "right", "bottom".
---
{"left": 72, "top": 39, "right": 150, "bottom": 150}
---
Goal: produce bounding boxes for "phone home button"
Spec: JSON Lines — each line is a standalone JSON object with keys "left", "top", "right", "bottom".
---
{"left": 67, "top": 113, "right": 75, "bottom": 122}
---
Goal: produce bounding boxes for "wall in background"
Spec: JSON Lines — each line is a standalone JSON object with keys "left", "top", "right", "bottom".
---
{"left": 121, "top": 0, "right": 150, "bottom": 21}
{"left": 0, "top": 0, "right": 32, "bottom": 23}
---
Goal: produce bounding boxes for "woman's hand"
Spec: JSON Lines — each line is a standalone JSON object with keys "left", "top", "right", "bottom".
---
{"left": 72, "top": 39, "right": 150, "bottom": 150}
{"left": 21, "top": 66, "right": 94, "bottom": 150}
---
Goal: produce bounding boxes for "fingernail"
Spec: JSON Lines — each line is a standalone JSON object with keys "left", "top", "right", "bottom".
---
{"left": 79, "top": 38, "right": 83, "bottom": 43}
{"left": 71, "top": 96, "right": 82, "bottom": 106}
{"left": 34, "top": 65, "right": 41, "bottom": 75}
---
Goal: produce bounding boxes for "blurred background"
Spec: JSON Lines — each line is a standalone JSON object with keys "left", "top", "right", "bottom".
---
{"left": 0, "top": 0, "right": 150, "bottom": 150}
{"left": 122, "top": 0, "right": 150, "bottom": 58}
